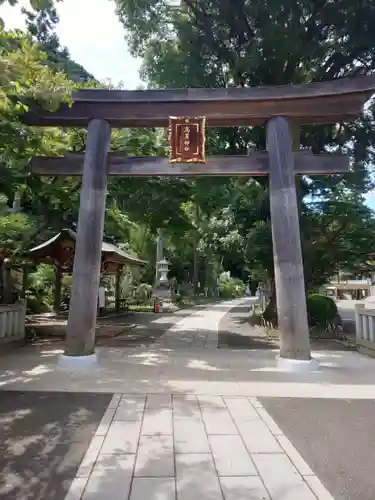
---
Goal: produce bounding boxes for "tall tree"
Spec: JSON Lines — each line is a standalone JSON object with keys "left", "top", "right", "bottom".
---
{"left": 115, "top": 0, "right": 375, "bottom": 317}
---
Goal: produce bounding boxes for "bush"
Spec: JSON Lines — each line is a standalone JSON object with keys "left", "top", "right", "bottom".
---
{"left": 133, "top": 283, "right": 153, "bottom": 304}
{"left": 178, "top": 282, "right": 194, "bottom": 298}
{"left": 219, "top": 275, "right": 245, "bottom": 298}
{"left": 26, "top": 295, "right": 51, "bottom": 314}
{"left": 307, "top": 294, "right": 338, "bottom": 326}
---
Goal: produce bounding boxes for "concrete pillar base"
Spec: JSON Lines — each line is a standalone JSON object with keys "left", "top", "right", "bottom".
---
{"left": 58, "top": 352, "right": 98, "bottom": 370}
{"left": 276, "top": 355, "right": 319, "bottom": 373}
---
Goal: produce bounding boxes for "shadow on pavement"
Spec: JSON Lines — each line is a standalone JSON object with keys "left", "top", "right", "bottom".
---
{"left": 218, "top": 304, "right": 279, "bottom": 350}
{"left": 0, "top": 391, "right": 111, "bottom": 500}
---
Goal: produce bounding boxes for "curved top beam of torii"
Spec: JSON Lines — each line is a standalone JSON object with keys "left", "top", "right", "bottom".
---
{"left": 24, "top": 75, "right": 375, "bottom": 128}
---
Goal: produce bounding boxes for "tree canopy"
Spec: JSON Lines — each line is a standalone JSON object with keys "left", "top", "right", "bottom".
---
{"left": 1, "top": 0, "right": 375, "bottom": 314}
{"left": 114, "top": 0, "right": 375, "bottom": 297}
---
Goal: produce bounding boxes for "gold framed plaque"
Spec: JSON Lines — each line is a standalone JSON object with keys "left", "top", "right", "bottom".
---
{"left": 168, "top": 116, "right": 206, "bottom": 163}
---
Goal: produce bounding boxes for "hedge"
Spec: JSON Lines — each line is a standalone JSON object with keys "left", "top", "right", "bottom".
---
{"left": 306, "top": 294, "right": 338, "bottom": 326}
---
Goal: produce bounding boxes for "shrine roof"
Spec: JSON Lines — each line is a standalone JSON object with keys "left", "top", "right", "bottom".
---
{"left": 26, "top": 229, "right": 147, "bottom": 267}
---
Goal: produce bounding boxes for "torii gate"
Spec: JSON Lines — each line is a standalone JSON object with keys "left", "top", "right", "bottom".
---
{"left": 27, "top": 75, "right": 375, "bottom": 371}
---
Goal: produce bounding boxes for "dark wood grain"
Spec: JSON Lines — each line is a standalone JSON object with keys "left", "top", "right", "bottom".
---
{"left": 115, "top": 268, "right": 121, "bottom": 314}
{"left": 266, "top": 116, "right": 311, "bottom": 361}
{"left": 71, "top": 75, "right": 375, "bottom": 102}
{"left": 23, "top": 76, "right": 375, "bottom": 128}
{"left": 65, "top": 119, "right": 111, "bottom": 356}
{"left": 30, "top": 151, "right": 349, "bottom": 177}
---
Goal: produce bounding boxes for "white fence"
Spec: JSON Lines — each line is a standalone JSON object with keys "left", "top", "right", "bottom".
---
{"left": 355, "top": 304, "right": 375, "bottom": 350}
{"left": 0, "top": 300, "right": 27, "bottom": 345}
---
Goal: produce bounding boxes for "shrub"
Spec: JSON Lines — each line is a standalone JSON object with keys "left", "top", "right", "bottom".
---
{"left": 134, "top": 283, "right": 153, "bottom": 304}
{"left": 178, "top": 282, "right": 194, "bottom": 298}
{"left": 307, "top": 294, "right": 338, "bottom": 326}
{"left": 219, "top": 275, "right": 245, "bottom": 298}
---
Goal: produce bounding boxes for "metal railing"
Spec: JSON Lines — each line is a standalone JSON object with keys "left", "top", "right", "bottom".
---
{"left": 0, "top": 300, "right": 27, "bottom": 344}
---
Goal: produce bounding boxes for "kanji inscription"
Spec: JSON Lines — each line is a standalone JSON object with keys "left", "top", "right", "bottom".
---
{"left": 168, "top": 116, "right": 206, "bottom": 163}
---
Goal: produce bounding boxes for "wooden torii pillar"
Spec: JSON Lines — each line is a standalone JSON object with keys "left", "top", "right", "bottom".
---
{"left": 26, "top": 76, "right": 375, "bottom": 369}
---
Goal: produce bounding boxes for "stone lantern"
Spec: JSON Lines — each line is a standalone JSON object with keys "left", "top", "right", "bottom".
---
{"left": 158, "top": 259, "right": 169, "bottom": 282}
{"left": 154, "top": 258, "right": 171, "bottom": 300}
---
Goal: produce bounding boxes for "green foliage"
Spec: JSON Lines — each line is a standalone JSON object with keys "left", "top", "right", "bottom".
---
{"left": 115, "top": 0, "right": 375, "bottom": 297}
{"left": 306, "top": 294, "right": 338, "bottom": 327}
{"left": 26, "top": 264, "right": 54, "bottom": 312}
{"left": 2, "top": 0, "right": 375, "bottom": 317}
{"left": 219, "top": 274, "right": 245, "bottom": 298}
{"left": 0, "top": 213, "right": 36, "bottom": 251}
{"left": 133, "top": 283, "right": 153, "bottom": 304}
{"left": 24, "top": 263, "right": 71, "bottom": 313}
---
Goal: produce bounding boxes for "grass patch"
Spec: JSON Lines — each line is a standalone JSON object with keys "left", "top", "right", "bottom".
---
{"left": 248, "top": 310, "right": 280, "bottom": 340}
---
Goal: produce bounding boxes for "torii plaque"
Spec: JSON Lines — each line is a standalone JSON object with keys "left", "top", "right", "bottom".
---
{"left": 168, "top": 116, "right": 206, "bottom": 163}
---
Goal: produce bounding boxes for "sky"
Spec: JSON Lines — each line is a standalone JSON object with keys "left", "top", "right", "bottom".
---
{"left": 2, "top": 0, "right": 375, "bottom": 210}
{"left": 2, "top": 0, "right": 142, "bottom": 88}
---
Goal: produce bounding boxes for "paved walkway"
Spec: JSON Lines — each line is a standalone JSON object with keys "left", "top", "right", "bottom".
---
{"left": 65, "top": 393, "right": 330, "bottom": 500}
{"left": 1, "top": 298, "right": 375, "bottom": 499}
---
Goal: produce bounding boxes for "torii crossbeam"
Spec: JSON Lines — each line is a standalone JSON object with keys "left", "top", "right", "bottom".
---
{"left": 30, "top": 150, "right": 349, "bottom": 177}
{"left": 26, "top": 75, "right": 375, "bottom": 371}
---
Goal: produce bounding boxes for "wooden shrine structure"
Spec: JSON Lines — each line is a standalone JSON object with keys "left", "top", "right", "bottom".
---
{"left": 25, "top": 229, "right": 147, "bottom": 313}
{"left": 26, "top": 75, "right": 375, "bottom": 368}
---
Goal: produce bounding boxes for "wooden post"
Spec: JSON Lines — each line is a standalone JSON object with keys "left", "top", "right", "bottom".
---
{"left": 65, "top": 119, "right": 111, "bottom": 356}
{"left": 266, "top": 116, "right": 311, "bottom": 361}
{"left": 53, "top": 266, "right": 62, "bottom": 314}
{"left": 115, "top": 267, "right": 121, "bottom": 313}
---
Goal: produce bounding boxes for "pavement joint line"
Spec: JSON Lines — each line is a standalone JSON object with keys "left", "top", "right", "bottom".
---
{"left": 304, "top": 475, "right": 336, "bottom": 500}
{"left": 65, "top": 394, "right": 117, "bottom": 499}
{"left": 127, "top": 392, "right": 148, "bottom": 500}
{"left": 222, "top": 396, "right": 272, "bottom": 499}
{"left": 251, "top": 397, "right": 332, "bottom": 500}
{"left": 275, "top": 434, "right": 315, "bottom": 476}
{"left": 60, "top": 392, "right": 335, "bottom": 500}
{"left": 254, "top": 407, "right": 284, "bottom": 436}
{"left": 247, "top": 396, "right": 263, "bottom": 408}
{"left": 76, "top": 396, "right": 117, "bottom": 477}
{"left": 64, "top": 477, "right": 89, "bottom": 500}
{"left": 171, "top": 388, "right": 178, "bottom": 500}
{"left": 197, "top": 392, "right": 225, "bottom": 499}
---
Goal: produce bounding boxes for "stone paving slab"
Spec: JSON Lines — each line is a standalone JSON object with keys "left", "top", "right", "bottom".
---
{"left": 0, "top": 391, "right": 111, "bottom": 500}
{"left": 260, "top": 397, "right": 375, "bottom": 500}
{"left": 64, "top": 393, "right": 335, "bottom": 500}
{"left": 3, "top": 299, "right": 375, "bottom": 499}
